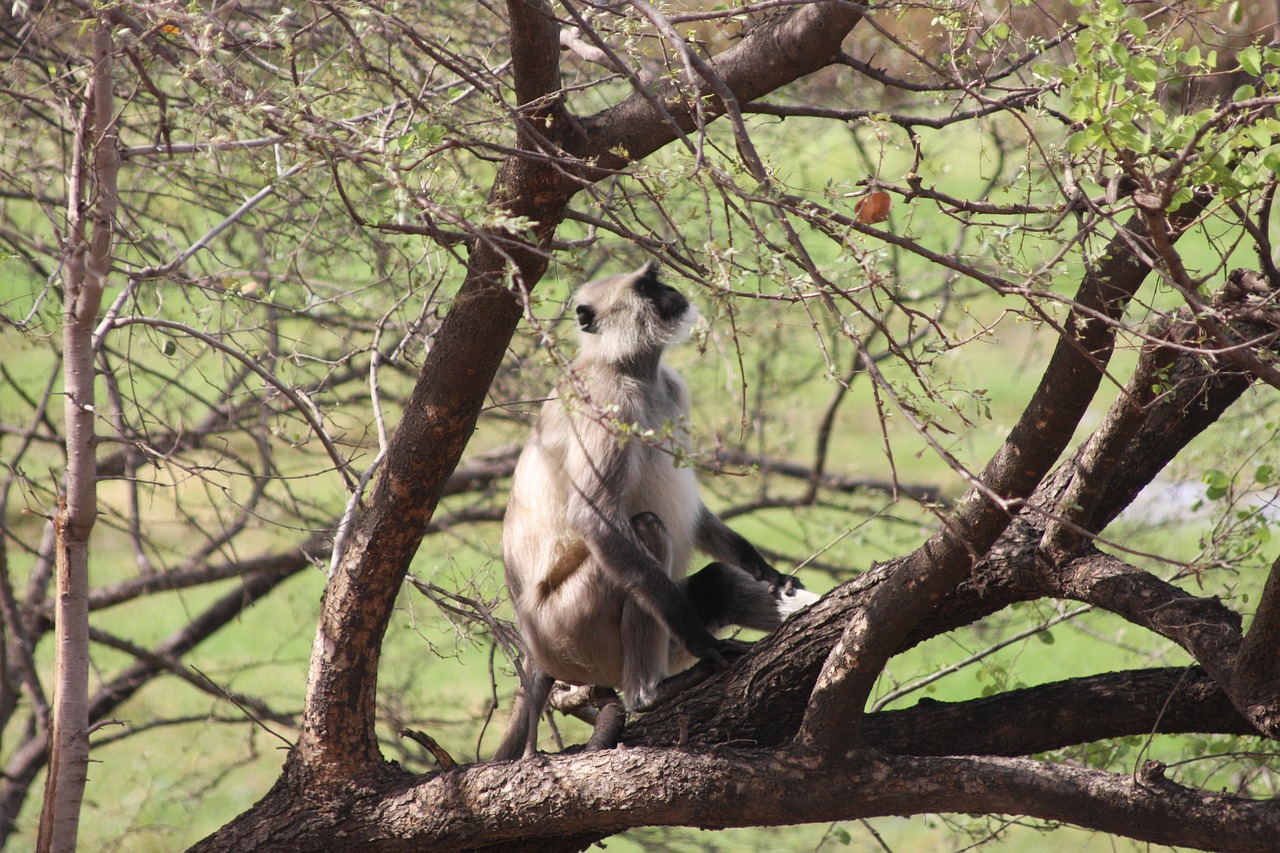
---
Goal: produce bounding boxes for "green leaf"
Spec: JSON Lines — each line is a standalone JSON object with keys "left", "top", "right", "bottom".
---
{"left": 1123, "top": 16, "right": 1148, "bottom": 38}
{"left": 416, "top": 123, "right": 447, "bottom": 146}
{"left": 1131, "top": 57, "right": 1159, "bottom": 90}
{"left": 1066, "top": 130, "right": 1091, "bottom": 155}
{"left": 1203, "top": 468, "right": 1232, "bottom": 501}
{"left": 1240, "top": 46, "right": 1262, "bottom": 77}
{"left": 1067, "top": 98, "right": 1094, "bottom": 123}
{"left": 1234, "top": 84, "right": 1258, "bottom": 102}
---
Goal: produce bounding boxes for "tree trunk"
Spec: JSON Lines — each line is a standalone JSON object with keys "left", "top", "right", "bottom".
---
{"left": 36, "top": 20, "right": 117, "bottom": 853}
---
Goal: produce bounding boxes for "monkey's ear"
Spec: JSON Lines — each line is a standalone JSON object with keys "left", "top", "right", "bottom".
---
{"left": 575, "top": 304, "right": 599, "bottom": 334}
{"left": 636, "top": 261, "right": 662, "bottom": 286}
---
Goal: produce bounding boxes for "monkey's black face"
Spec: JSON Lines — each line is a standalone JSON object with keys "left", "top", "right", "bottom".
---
{"left": 633, "top": 265, "right": 688, "bottom": 322}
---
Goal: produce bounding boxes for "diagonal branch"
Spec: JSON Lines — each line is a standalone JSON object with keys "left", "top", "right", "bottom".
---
{"left": 294, "top": 1, "right": 571, "bottom": 781}
{"left": 630, "top": 254, "right": 1270, "bottom": 752}
{"left": 575, "top": 2, "right": 866, "bottom": 168}
{"left": 795, "top": 196, "right": 1209, "bottom": 757}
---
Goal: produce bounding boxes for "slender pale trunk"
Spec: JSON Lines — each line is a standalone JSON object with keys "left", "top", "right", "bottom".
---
{"left": 36, "top": 20, "right": 117, "bottom": 853}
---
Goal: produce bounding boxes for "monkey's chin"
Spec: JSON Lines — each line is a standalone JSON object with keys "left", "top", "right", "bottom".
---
{"left": 669, "top": 304, "right": 701, "bottom": 346}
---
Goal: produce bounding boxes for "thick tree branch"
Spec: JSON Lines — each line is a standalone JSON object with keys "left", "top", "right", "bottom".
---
{"left": 796, "top": 197, "right": 1208, "bottom": 756}
{"left": 627, "top": 262, "right": 1270, "bottom": 750}
{"left": 975, "top": 268, "right": 1280, "bottom": 581}
{"left": 293, "top": 0, "right": 580, "bottom": 783}
{"left": 1232, "top": 552, "right": 1280, "bottom": 735}
{"left": 191, "top": 737, "right": 1280, "bottom": 852}
{"left": 575, "top": 2, "right": 865, "bottom": 169}
{"left": 296, "top": 276, "right": 525, "bottom": 777}
{"left": 508, "top": 0, "right": 561, "bottom": 102}
{"left": 1053, "top": 553, "right": 1243, "bottom": 688}
{"left": 864, "top": 667, "right": 1254, "bottom": 757}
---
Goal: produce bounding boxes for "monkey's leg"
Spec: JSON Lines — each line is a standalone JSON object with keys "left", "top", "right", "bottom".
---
{"left": 616, "top": 510, "right": 682, "bottom": 716}
{"left": 548, "top": 684, "right": 627, "bottom": 752}
{"left": 494, "top": 668, "right": 554, "bottom": 761}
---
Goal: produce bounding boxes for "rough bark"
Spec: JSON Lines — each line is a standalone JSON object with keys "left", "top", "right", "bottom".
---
{"left": 294, "top": 273, "right": 528, "bottom": 778}
{"left": 290, "top": 0, "right": 581, "bottom": 785}
{"left": 1233, "top": 552, "right": 1280, "bottom": 735}
{"left": 190, "top": 718, "right": 1279, "bottom": 853}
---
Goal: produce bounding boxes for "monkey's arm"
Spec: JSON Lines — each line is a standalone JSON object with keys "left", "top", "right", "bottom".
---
{"left": 695, "top": 505, "right": 804, "bottom": 593}
{"left": 572, "top": 493, "right": 730, "bottom": 662}
{"left": 564, "top": 435, "right": 729, "bottom": 663}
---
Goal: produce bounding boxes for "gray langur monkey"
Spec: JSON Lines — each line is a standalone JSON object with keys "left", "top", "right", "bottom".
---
{"left": 494, "top": 263, "right": 819, "bottom": 761}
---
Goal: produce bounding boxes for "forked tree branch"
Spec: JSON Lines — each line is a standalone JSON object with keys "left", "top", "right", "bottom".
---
{"left": 795, "top": 196, "right": 1209, "bottom": 756}
{"left": 630, "top": 259, "right": 1271, "bottom": 750}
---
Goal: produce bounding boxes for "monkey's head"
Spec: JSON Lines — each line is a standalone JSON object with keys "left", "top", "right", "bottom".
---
{"left": 573, "top": 264, "right": 699, "bottom": 365}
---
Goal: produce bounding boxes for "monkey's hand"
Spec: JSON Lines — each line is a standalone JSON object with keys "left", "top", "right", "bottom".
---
{"left": 743, "top": 554, "right": 806, "bottom": 596}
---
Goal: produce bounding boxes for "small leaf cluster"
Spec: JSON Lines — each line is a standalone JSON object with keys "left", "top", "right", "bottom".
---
{"left": 1049, "top": 0, "right": 1280, "bottom": 205}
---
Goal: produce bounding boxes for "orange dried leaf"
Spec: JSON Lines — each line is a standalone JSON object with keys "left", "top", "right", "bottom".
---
{"left": 855, "top": 190, "right": 891, "bottom": 224}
